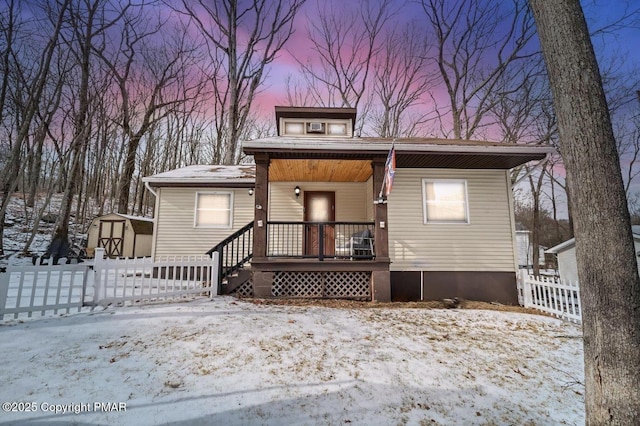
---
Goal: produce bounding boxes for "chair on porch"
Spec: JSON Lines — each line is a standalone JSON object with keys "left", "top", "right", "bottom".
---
{"left": 336, "top": 228, "right": 374, "bottom": 259}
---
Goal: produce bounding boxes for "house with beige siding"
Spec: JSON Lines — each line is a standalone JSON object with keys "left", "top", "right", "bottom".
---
{"left": 143, "top": 106, "right": 553, "bottom": 304}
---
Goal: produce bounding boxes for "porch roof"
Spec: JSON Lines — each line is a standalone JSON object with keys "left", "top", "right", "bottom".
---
{"left": 142, "top": 165, "right": 255, "bottom": 187}
{"left": 243, "top": 137, "right": 554, "bottom": 169}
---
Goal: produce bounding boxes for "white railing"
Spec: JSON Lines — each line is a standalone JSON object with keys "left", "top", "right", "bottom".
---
{"left": 517, "top": 270, "right": 582, "bottom": 323}
{"left": 93, "top": 248, "right": 219, "bottom": 306}
{"left": 0, "top": 260, "right": 90, "bottom": 320}
{"left": 0, "top": 250, "right": 220, "bottom": 320}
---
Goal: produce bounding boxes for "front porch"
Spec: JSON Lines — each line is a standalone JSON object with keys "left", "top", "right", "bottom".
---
{"left": 253, "top": 220, "right": 390, "bottom": 300}
{"left": 248, "top": 152, "right": 391, "bottom": 301}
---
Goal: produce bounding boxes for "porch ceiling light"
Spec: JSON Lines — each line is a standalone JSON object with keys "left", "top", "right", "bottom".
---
{"left": 294, "top": 186, "right": 301, "bottom": 198}
{"left": 248, "top": 188, "right": 254, "bottom": 196}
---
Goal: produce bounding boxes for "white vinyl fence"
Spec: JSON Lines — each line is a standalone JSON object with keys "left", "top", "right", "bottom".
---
{"left": 1, "top": 249, "right": 220, "bottom": 320}
{"left": 0, "top": 261, "right": 90, "bottom": 320}
{"left": 94, "top": 248, "right": 218, "bottom": 306}
{"left": 517, "top": 270, "right": 582, "bottom": 323}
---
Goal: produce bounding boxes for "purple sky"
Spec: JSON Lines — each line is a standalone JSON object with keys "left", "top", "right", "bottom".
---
{"left": 251, "top": 0, "right": 640, "bottom": 119}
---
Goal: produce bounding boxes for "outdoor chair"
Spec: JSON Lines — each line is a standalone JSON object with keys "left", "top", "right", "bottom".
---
{"left": 336, "top": 228, "right": 373, "bottom": 259}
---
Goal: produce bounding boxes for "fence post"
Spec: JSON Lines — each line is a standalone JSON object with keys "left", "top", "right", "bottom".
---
{"left": 211, "top": 251, "right": 220, "bottom": 299}
{"left": 0, "top": 269, "right": 9, "bottom": 320}
{"left": 522, "top": 270, "right": 532, "bottom": 307}
{"left": 94, "top": 248, "right": 106, "bottom": 305}
{"left": 516, "top": 270, "right": 523, "bottom": 306}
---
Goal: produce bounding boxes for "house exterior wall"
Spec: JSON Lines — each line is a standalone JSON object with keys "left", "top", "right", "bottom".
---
{"left": 557, "top": 247, "right": 579, "bottom": 283}
{"left": 133, "top": 234, "right": 153, "bottom": 258}
{"left": 268, "top": 181, "right": 368, "bottom": 221}
{"left": 387, "top": 168, "right": 516, "bottom": 272}
{"left": 152, "top": 187, "right": 254, "bottom": 258}
{"left": 516, "top": 231, "right": 546, "bottom": 268}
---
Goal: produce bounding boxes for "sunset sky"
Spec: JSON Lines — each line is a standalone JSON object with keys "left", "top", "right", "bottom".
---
{"left": 251, "top": 0, "right": 640, "bottom": 118}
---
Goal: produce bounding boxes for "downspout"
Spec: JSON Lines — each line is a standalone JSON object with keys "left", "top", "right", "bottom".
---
{"left": 144, "top": 180, "right": 157, "bottom": 198}
{"left": 144, "top": 180, "right": 158, "bottom": 260}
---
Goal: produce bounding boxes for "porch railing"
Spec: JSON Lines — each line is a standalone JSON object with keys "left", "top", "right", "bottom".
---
{"left": 267, "top": 221, "right": 375, "bottom": 260}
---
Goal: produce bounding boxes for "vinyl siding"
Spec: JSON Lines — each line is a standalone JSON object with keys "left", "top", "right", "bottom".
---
{"left": 365, "top": 176, "right": 374, "bottom": 221}
{"left": 269, "top": 182, "right": 368, "bottom": 221}
{"left": 387, "top": 169, "right": 516, "bottom": 272}
{"left": 269, "top": 182, "right": 370, "bottom": 251}
{"left": 153, "top": 187, "right": 254, "bottom": 258}
{"left": 557, "top": 247, "right": 579, "bottom": 284}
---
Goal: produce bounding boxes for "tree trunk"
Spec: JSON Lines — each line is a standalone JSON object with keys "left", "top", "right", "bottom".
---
{"left": 529, "top": 1, "right": 640, "bottom": 423}
{"left": 116, "top": 134, "right": 141, "bottom": 213}
{"left": 49, "top": 0, "right": 96, "bottom": 257}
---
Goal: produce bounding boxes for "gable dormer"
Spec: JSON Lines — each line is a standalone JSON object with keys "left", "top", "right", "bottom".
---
{"left": 275, "top": 106, "right": 357, "bottom": 137}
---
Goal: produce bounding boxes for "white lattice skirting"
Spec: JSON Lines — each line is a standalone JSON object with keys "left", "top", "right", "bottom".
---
{"left": 272, "top": 271, "right": 371, "bottom": 299}
{"left": 232, "top": 280, "right": 254, "bottom": 298}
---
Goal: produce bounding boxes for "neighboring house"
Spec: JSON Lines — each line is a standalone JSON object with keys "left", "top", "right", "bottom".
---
{"left": 143, "top": 106, "right": 553, "bottom": 304}
{"left": 86, "top": 213, "right": 154, "bottom": 258}
{"left": 515, "top": 228, "right": 546, "bottom": 268}
{"left": 545, "top": 226, "right": 640, "bottom": 283}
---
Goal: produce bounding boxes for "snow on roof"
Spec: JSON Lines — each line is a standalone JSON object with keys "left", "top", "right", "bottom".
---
{"left": 119, "top": 214, "right": 154, "bottom": 223}
{"left": 143, "top": 165, "right": 256, "bottom": 185}
{"left": 545, "top": 238, "right": 576, "bottom": 254}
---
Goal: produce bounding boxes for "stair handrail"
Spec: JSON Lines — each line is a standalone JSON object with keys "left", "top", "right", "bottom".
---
{"left": 206, "top": 221, "right": 254, "bottom": 288}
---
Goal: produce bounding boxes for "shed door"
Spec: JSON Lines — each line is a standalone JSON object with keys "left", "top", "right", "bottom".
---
{"left": 98, "top": 220, "right": 126, "bottom": 258}
{"left": 304, "top": 191, "right": 335, "bottom": 257}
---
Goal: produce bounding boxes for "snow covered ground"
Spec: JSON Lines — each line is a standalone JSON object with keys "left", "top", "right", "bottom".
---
{"left": 1, "top": 193, "right": 120, "bottom": 269}
{"left": 0, "top": 297, "right": 584, "bottom": 425}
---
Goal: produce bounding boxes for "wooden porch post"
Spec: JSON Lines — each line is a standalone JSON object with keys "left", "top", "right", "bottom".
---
{"left": 252, "top": 154, "right": 273, "bottom": 297}
{"left": 372, "top": 158, "right": 391, "bottom": 302}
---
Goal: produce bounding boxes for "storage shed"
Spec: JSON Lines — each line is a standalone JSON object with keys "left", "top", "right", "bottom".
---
{"left": 86, "top": 213, "right": 154, "bottom": 258}
{"left": 545, "top": 225, "right": 640, "bottom": 283}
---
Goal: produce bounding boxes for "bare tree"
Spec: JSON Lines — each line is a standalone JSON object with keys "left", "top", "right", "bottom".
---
{"left": 94, "top": 6, "right": 205, "bottom": 213}
{"left": 370, "top": 22, "right": 435, "bottom": 137}
{"left": 529, "top": 0, "right": 640, "bottom": 423}
{"left": 421, "top": 0, "right": 537, "bottom": 139}
{"left": 45, "top": 0, "right": 138, "bottom": 257}
{"left": 289, "top": 0, "right": 394, "bottom": 135}
{"left": 173, "top": 0, "right": 306, "bottom": 165}
{"left": 0, "top": 0, "right": 71, "bottom": 256}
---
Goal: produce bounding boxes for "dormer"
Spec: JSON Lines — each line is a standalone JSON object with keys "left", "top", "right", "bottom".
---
{"left": 275, "top": 106, "right": 357, "bottom": 137}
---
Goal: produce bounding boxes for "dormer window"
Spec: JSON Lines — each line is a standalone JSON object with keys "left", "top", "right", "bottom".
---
{"left": 328, "top": 123, "right": 347, "bottom": 135}
{"left": 275, "top": 106, "right": 356, "bottom": 137}
{"left": 284, "top": 122, "right": 304, "bottom": 135}
{"left": 281, "top": 118, "right": 352, "bottom": 137}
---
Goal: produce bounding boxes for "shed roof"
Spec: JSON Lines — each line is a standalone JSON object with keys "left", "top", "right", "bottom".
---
{"left": 143, "top": 165, "right": 255, "bottom": 187}
{"left": 90, "top": 213, "right": 154, "bottom": 235}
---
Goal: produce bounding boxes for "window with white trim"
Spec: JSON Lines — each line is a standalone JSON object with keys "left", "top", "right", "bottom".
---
{"left": 422, "top": 179, "right": 469, "bottom": 224}
{"left": 194, "top": 192, "right": 233, "bottom": 228}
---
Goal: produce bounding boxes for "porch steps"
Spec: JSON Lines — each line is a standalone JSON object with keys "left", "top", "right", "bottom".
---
{"left": 220, "top": 268, "right": 252, "bottom": 295}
